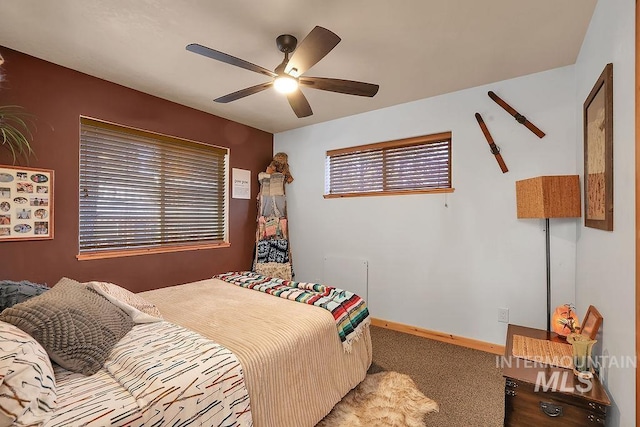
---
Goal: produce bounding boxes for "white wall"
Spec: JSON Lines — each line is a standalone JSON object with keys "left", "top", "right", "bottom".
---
{"left": 574, "top": 0, "right": 635, "bottom": 425}
{"left": 274, "top": 0, "right": 636, "bottom": 422}
{"left": 275, "top": 65, "right": 578, "bottom": 345}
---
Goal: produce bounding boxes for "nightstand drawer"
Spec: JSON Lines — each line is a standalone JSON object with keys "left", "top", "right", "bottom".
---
{"left": 504, "top": 378, "right": 606, "bottom": 426}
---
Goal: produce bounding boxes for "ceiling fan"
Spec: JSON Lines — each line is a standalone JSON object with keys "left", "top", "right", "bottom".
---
{"left": 186, "top": 26, "right": 380, "bottom": 118}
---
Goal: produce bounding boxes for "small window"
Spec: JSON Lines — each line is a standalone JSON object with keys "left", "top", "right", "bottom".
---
{"left": 78, "top": 117, "right": 228, "bottom": 259}
{"left": 324, "top": 132, "right": 453, "bottom": 198}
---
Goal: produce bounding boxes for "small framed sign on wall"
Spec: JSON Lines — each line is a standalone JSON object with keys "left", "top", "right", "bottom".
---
{"left": 0, "top": 165, "right": 54, "bottom": 241}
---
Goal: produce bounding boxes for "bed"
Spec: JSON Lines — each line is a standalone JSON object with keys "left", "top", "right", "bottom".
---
{"left": 0, "top": 275, "right": 371, "bottom": 427}
{"left": 139, "top": 277, "right": 372, "bottom": 427}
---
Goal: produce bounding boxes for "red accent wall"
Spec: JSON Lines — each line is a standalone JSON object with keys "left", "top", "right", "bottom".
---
{"left": 0, "top": 47, "right": 273, "bottom": 292}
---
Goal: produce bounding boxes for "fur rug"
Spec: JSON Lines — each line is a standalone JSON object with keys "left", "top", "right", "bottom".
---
{"left": 317, "top": 371, "right": 439, "bottom": 427}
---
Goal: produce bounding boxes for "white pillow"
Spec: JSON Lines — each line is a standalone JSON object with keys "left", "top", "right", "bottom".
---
{"left": 86, "top": 281, "right": 162, "bottom": 324}
{"left": 0, "top": 321, "right": 56, "bottom": 427}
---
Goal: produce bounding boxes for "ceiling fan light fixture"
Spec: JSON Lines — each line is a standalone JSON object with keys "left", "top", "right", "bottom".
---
{"left": 274, "top": 75, "right": 298, "bottom": 94}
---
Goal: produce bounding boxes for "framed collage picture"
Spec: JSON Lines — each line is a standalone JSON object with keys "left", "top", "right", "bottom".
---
{"left": 0, "top": 165, "right": 54, "bottom": 241}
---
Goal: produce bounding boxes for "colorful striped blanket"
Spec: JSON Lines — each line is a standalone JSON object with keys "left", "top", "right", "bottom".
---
{"left": 214, "top": 271, "right": 370, "bottom": 352}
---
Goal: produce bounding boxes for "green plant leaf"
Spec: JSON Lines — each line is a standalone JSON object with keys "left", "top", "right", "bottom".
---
{"left": 0, "top": 105, "right": 37, "bottom": 164}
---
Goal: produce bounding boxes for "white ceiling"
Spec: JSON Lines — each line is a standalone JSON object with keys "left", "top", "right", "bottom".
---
{"left": 0, "top": 0, "right": 597, "bottom": 134}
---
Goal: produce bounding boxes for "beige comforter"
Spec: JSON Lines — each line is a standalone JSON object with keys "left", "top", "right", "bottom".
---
{"left": 139, "top": 278, "right": 372, "bottom": 427}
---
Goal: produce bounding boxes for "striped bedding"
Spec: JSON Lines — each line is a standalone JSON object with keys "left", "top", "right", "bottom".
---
{"left": 214, "top": 271, "right": 370, "bottom": 352}
{"left": 45, "top": 321, "right": 252, "bottom": 427}
{"left": 139, "top": 278, "right": 372, "bottom": 427}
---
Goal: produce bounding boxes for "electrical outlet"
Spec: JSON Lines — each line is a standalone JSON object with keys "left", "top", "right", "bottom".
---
{"left": 498, "top": 308, "right": 509, "bottom": 323}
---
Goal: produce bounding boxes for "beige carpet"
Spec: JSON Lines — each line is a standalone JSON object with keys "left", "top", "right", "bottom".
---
{"left": 367, "top": 326, "right": 504, "bottom": 427}
{"left": 317, "top": 371, "right": 438, "bottom": 427}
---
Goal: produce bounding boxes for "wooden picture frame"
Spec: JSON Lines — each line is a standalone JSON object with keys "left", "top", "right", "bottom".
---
{"left": 0, "top": 165, "right": 54, "bottom": 241}
{"left": 583, "top": 63, "right": 613, "bottom": 231}
{"left": 580, "top": 305, "right": 603, "bottom": 340}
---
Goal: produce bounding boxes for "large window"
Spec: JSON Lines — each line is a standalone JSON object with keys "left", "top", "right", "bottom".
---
{"left": 78, "top": 117, "right": 228, "bottom": 259}
{"left": 324, "top": 132, "right": 453, "bottom": 198}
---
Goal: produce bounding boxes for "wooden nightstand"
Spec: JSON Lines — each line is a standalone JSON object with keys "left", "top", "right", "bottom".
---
{"left": 503, "top": 324, "right": 610, "bottom": 426}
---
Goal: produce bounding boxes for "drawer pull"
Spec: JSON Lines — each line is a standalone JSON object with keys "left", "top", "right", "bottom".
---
{"left": 539, "top": 402, "right": 563, "bottom": 417}
{"left": 588, "top": 413, "right": 605, "bottom": 424}
{"left": 588, "top": 402, "right": 606, "bottom": 413}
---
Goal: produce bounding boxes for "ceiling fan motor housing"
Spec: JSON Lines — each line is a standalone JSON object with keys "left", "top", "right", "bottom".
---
{"left": 276, "top": 34, "right": 298, "bottom": 53}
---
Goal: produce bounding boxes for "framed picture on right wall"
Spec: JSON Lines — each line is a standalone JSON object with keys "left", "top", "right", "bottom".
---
{"left": 583, "top": 62, "right": 613, "bottom": 231}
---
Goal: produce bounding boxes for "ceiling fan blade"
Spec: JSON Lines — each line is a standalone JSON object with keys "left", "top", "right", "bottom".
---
{"left": 284, "top": 26, "right": 340, "bottom": 77}
{"left": 287, "top": 89, "right": 313, "bottom": 118}
{"left": 214, "top": 81, "right": 273, "bottom": 103}
{"left": 300, "top": 77, "right": 379, "bottom": 97}
{"left": 187, "top": 43, "right": 277, "bottom": 78}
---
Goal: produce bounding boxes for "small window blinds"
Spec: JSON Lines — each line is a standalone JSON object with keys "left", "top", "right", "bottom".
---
{"left": 325, "top": 132, "right": 452, "bottom": 197}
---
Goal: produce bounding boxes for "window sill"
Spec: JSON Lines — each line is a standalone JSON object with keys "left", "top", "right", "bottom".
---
{"left": 76, "top": 241, "right": 231, "bottom": 261}
{"left": 323, "top": 187, "right": 455, "bottom": 199}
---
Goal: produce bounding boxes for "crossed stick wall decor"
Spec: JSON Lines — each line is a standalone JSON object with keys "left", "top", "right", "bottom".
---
{"left": 476, "top": 91, "right": 546, "bottom": 173}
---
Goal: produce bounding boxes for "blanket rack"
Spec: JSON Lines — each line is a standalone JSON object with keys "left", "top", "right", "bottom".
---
{"left": 253, "top": 171, "right": 293, "bottom": 280}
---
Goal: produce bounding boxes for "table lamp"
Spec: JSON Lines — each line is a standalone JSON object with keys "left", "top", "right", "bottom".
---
{"left": 515, "top": 175, "right": 581, "bottom": 332}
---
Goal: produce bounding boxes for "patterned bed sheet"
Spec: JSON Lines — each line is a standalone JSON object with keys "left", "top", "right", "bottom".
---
{"left": 44, "top": 321, "right": 252, "bottom": 427}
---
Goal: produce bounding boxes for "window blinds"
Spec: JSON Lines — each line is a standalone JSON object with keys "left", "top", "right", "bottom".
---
{"left": 79, "top": 117, "right": 228, "bottom": 253}
{"left": 325, "top": 132, "right": 451, "bottom": 195}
